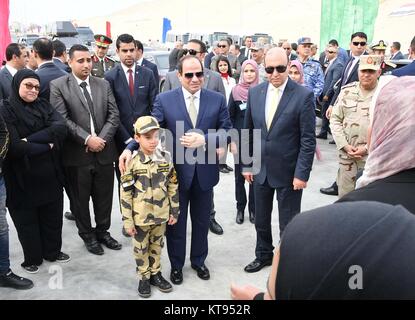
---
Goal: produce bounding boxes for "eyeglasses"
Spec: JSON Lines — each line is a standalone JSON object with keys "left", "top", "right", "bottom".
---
{"left": 352, "top": 41, "right": 367, "bottom": 47}
{"left": 183, "top": 49, "right": 200, "bottom": 56}
{"left": 265, "top": 65, "right": 288, "bottom": 74}
{"left": 217, "top": 45, "right": 227, "bottom": 48}
{"left": 183, "top": 71, "right": 204, "bottom": 79}
{"left": 23, "top": 83, "right": 40, "bottom": 91}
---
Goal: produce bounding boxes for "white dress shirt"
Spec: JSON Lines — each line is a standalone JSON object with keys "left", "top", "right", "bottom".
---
{"left": 121, "top": 63, "right": 135, "bottom": 83}
{"left": 73, "top": 74, "right": 96, "bottom": 141}
{"left": 265, "top": 79, "right": 288, "bottom": 126}
{"left": 5, "top": 64, "right": 18, "bottom": 77}
{"left": 182, "top": 87, "right": 201, "bottom": 116}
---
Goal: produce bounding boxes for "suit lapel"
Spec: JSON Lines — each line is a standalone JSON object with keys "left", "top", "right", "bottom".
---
{"left": 133, "top": 65, "right": 141, "bottom": 105}
{"left": 89, "top": 77, "right": 100, "bottom": 117}
{"left": 69, "top": 74, "right": 90, "bottom": 113}
{"left": 176, "top": 89, "right": 193, "bottom": 128}
{"left": 267, "top": 79, "right": 295, "bottom": 134}
{"left": 117, "top": 65, "right": 134, "bottom": 106}
{"left": 196, "top": 89, "right": 208, "bottom": 128}
{"left": 203, "top": 70, "right": 210, "bottom": 89}
{"left": 258, "top": 83, "right": 268, "bottom": 133}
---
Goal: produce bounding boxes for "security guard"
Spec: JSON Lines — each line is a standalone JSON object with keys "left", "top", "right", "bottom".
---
{"left": 120, "top": 116, "right": 179, "bottom": 298}
{"left": 371, "top": 40, "right": 396, "bottom": 75}
{"left": 91, "top": 34, "right": 116, "bottom": 78}
{"left": 330, "top": 55, "right": 382, "bottom": 198}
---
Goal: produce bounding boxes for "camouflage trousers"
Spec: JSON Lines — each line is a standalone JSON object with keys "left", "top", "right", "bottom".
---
{"left": 337, "top": 157, "right": 366, "bottom": 198}
{"left": 133, "top": 223, "right": 166, "bottom": 280}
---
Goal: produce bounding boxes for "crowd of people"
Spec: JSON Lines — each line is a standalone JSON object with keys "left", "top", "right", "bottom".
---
{"left": 0, "top": 29, "right": 414, "bottom": 300}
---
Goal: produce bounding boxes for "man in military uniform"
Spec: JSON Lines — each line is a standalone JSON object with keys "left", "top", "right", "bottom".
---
{"left": 330, "top": 55, "right": 382, "bottom": 198}
{"left": 296, "top": 37, "right": 325, "bottom": 100}
{"left": 371, "top": 40, "right": 396, "bottom": 75}
{"left": 91, "top": 34, "right": 116, "bottom": 78}
{"left": 120, "top": 116, "right": 179, "bottom": 298}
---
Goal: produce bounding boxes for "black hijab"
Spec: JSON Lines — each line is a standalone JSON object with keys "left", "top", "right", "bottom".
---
{"left": 276, "top": 201, "right": 415, "bottom": 300}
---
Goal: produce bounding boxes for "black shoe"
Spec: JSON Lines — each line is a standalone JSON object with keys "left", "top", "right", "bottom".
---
{"left": 84, "top": 239, "right": 104, "bottom": 255}
{"left": 0, "top": 270, "right": 34, "bottom": 290}
{"left": 64, "top": 211, "right": 75, "bottom": 221}
{"left": 329, "top": 139, "right": 336, "bottom": 144}
{"left": 209, "top": 218, "right": 224, "bottom": 235}
{"left": 170, "top": 269, "right": 183, "bottom": 285}
{"left": 219, "top": 166, "right": 230, "bottom": 174}
{"left": 150, "top": 272, "right": 173, "bottom": 293}
{"left": 249, "top": 211, "right": 255, "bottom": 224}
{"left": 320, "top": 184, "right": 339, "bottom": 196}
{"left": 138, "top": 279, "right": 151, "bottom": 298}
{"left": 122, "top": 227, "right": 131, "bottom": 238}
{"left": 45, "top": 252, "right": 71, "bottom": 263}
{"left": 97, "top": 234, "right": 122, "bottom": 250}
{"left": 22, "top": 265, "right": 39, "bottom": 274}
{"left": 236, "top": 210, "right": 244, "bottom": 224}
{"left": 316, "top": 132, "right": 327, "bottom": 139}
{"left": 244, "top": 259, "right": 273, "bottom": 273}
{"left": 191, "top": 264, "right": 210, "bottom": 280}
{"left": 226, "top": 165, "right": 234, "bottom": 172}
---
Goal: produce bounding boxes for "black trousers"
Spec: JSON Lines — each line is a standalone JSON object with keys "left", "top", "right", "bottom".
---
{"left": 9, "top": 193, "right": 63, "bottom": 267}
{"left": 65, "top": 163, "right": 114, "bottom": 241}
{"left": 234, "top": 163, "right": 255, "bottom": 213}
{"left": 254, "top": 179, "right": 302, "bottom": 261}
{"left": 320, "top": 101, "right": 331, "bottom": 135}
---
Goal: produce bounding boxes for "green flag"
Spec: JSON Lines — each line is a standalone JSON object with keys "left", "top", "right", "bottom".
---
{"left": 320, "top": 0, "right": 379, "bottom": 51}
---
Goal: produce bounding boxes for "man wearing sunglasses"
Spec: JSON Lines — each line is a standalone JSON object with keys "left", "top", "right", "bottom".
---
{"left": 243, "top": 48, "right": 316, "bottom": 273}
{"left": 91, "top": 34, "right": 116, "bottom": 78}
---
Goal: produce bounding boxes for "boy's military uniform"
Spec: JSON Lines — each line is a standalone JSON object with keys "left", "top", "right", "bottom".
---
{"left": 91, "top": 34, "right": 116, "bottom": 78}
{"left": 120, "top": 117, "right": 179, "bottom": 281}
{"left": 330, "top": 55, "right": 380, "bottom": 198}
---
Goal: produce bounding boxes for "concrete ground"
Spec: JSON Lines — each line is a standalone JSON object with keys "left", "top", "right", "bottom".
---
{"left": 1, "top": 130, "right": 339, "bottom": 300}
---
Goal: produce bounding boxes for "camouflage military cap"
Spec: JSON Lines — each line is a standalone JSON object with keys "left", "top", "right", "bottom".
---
{"left": 359, "top": 55, "right": 382, "bottom": 71}
{"left": 371, "top": 40, "right": 387, "bottom": 51}
{"left": 94, "top": 34, "right": 112, "bottom": 48}
{"left": 134, "top": 116, "right": 160, "bottom": 134}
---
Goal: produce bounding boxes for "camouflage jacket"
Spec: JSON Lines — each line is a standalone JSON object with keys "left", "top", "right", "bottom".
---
{"left": 330, "top": 81, "right": 376, "bottom": 159}
{"left": 301, "top": 58, "right": 325, "bottom": 100}
{"left": 120, "top": 148, "right": 179, "bottom": 229}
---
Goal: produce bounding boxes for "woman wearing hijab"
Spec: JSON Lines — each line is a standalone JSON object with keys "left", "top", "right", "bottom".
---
{"left": 228, "top": 59, "right": 259, "bottom": 225}
{"left": 231, "top": 201, "right": 415, "bottom": 299}
{"left": 338, "top": 77, "right": 415, "bottom": 213}
{"left": 0, "top": 69, "right": 69, "bottom": 274}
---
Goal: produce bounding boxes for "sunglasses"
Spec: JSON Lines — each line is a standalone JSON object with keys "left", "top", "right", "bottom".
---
{"left": 97, "top": 45, "right": 108, "bottom": 49}
{"left": 327, "top": 50, "right": 336, "bottom": 54}
{"left": 282, "top": 47, "right": 291, "bottom": 50}
{"left": 182, "top": 49, "right": 200, "bottom": 56}
{"left": 217, "top": 45, "right": 227, "bottom": 48}
{"left": 183, "top": 71, "right": 204, "bottom": 79}
{"left": 352, "top": 41, "right": 367, "bottom": 47}
{"left": 265, "top": 65, "right": 288, "bottom": 74}
{"left": 250, "top": 49, "right": 259, "bottom": 53}
{"left": 23, "top": 83, "right": 40, "bottom": 91}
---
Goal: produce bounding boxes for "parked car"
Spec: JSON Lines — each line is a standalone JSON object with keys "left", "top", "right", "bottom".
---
{"left": 144, "top": 51, "right": 170, "bottom": 92}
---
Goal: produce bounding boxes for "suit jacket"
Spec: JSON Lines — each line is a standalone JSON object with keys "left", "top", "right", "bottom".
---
{"left": 169, "top": 48, "right": 180, "bottom": 71}
{"left": 240, "top": 47, "right": 251, "bottom": 60}
{"left": 162, "top": 68, "right": 226, "bottom": 97}
{"left": 392, "top": 60, "right": 415, "bottom": 77}
{"left": 53, "top": 58, "right": 71, "bottom": 73}
{"left": 141, "top": 58, "right": 160, "bottom": 93}
{"left": 0, "top": 67, "right": 13, "bottom": 101}
{"left": 105, "top": 64, "right": 157, "bottom": 150}
{"left": 391, "top": 51, "right": 405, "bottom": 60}
{"left": 204, "top": 51, "right": 215, "bottom": 69}
{"left": 243, "top": 79, "right": 316, "bottom": 187}
{"left": 50, "top": 74, "right": 120, "bottom": 167}
{"left": 36, "top": 62, "right": 67, "bottom": 100}
{"left": 322, "top": 59, "right": 344, "bottom": 99}
{"left": 237, "top": 53, "right": 247, "bottom": 65}
{"left": 151, "top": 87, "right": 232, "bottom": 191}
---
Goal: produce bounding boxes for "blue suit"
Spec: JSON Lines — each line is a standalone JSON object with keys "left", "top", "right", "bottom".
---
{"left": 36, "top": 62, "right": 67, "bottom": 100}
{"left": 141, "top": 58, "right": 159, "bottom": 94}
{"left": 53, "top": 58, "right": 71, "bottom": 73}
{"left": 392, "top": 61, "right": 415, "bottom": 77}
{"left": 152, "top": 87, "right": 231, "bottom": 269}
{"left": 391, "top": 51, "right": 405, "bottom": 60}
{"left": 243, "top": 79, "right": 316, "bottom": 260}
{"left": 105, "top": 64, "right": 157, "bottom": 152}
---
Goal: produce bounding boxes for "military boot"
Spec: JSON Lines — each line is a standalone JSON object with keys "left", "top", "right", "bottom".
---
{"left": 138, "top": 279, "right": 151, "bottom": 298}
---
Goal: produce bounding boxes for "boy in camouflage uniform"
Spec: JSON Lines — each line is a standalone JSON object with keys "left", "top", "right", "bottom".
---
{"left": 120, "top": 116, "right": 179, "bottom": 298}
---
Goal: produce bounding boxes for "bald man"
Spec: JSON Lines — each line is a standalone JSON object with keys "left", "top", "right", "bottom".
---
{"left": 242, "top": 48, "right": 316, "bottom": 273}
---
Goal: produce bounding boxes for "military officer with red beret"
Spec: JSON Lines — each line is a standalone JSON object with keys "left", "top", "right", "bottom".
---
{"left": 91, "top": 34, "right": 116, "bottom": 78}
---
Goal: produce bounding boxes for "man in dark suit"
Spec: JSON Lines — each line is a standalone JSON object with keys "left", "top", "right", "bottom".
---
{"left": 32, "top": 38, "right": 67, "bottom": 100}
{"left": 390, "top": 41, "right": 405, "bottom": 60}
{"left": 169, "top": 41, "right": 183, "bottom": 71}
{"left": 243, "top": 47, "right": 316, "bottom": 273}
{"left": 50, "top": 44, "right": 121, "bottom": 256}
{"left": 119, "top": 55, "right": 232, "bottom": 284}
{"left": 282, "top": 42, "right": 297, "bottom": 61}
{"left": 392, "top": 37, "right": 415, "bottom": 76}
{"left": 162, "top": 39, "right": 226, "bottom": 236}
{"left": 204, "top": 41, "right": 219, "bottom": 69}
{"left": 230, "top": 44, "right": 247, "bottom": 65}
{"left": 320, "top": 32, "right": 368, "bottom": 196}
{"left": 52, "top": 40, "right": 71, "bottom": 73}
{"left": 134, "top": 40, "right": 159, "bottom": 93}
{"left": 240, "top": 36, "right": 253, "bottom": 60}
{"left": 316, "top": 45, "right": 344, "bottom": 139}
{"left": 0, "top": 43, "right": 27, "bottom": 101}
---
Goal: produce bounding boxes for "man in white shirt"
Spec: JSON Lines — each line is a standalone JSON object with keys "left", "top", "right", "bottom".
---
{"left": 0, "top": 43, "right": 27, "bottom": 100}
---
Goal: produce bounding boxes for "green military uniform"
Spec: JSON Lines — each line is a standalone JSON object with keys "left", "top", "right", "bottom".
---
{"left": 91, "top": 34, "right": 116, "bottom": 78}
{"left": 330, "top": 55, "right": 380, "bottom": 198}
{"left": 120, "top": 117, "right": 179, "bottom": 280}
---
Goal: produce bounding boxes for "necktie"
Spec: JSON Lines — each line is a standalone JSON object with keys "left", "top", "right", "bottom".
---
{"left": 100, "top": 59, "right": 105, "bottom": 72}
{"left": 188, "top": 95, "right": 198, "bottom": 128}
{"left": 128, "top": 69, "right": 134, "bottom": 97}
{"left": 267, "top": 87, "right": 280, "bottom": 130}
{"left": 80, "top": 82, "right": 98, "bottom": 132}
{"left": 342, "top": 58, "right": 354, "bottom": 86}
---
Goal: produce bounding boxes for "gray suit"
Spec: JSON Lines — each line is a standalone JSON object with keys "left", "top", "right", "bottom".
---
{"left": 0, "top": 67, "right": 13, "bottom": 101}
{"left": 50, "top": 73, "right": 120, "bottom": 240}
{"left": 210, "top": 54, "right": 241, "bottom": 80}
{"left": 162, "top": 68, "right": 226, "bottom": 97}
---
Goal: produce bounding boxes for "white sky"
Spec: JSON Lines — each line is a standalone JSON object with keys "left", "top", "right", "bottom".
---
{"left": 9, "top": 0, "right": 145, "bottom": 24}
